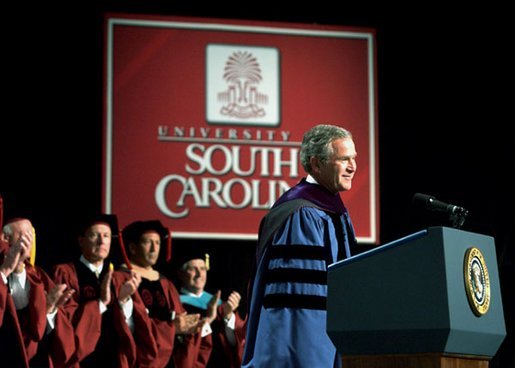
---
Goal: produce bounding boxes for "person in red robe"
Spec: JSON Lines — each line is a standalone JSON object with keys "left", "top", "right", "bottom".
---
{"left": 175, "top": 245, "right": 246, "bottom": 368}
{"left": 0, "top": 217, "right": 76, "bottom": 368}
{"left": 52, "top": 214, "right": 154, "bottom": 367}
{"left": 118, "top": 220, "right": 210, "bottom": 368}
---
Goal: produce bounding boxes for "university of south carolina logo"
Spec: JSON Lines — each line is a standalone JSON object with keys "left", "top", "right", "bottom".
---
{"left": 219, "top": 51, "right": 266, "bottom": 119}
{"left": 464, "top": 247, "right": 490, "bottom": 316}
{"left": 206, "top": 44, "right": 280, "bottom": 126}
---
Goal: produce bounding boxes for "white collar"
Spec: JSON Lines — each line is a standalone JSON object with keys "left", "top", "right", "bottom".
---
{"left": 80, "top": 255, "right": 103, "bottom": 274}
{"left": 306, "top": 175, "right": 318, "bottom": 184}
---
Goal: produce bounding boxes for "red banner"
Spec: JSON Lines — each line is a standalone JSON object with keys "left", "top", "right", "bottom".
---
{"left": 103, "top": 14, "right": 379, "bottom": 242}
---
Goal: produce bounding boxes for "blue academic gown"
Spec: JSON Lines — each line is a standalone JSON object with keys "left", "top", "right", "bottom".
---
{"left": 242, "top": 179, "right": 356, "bottom": 368}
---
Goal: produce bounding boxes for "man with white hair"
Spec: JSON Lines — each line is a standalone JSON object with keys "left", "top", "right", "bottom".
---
{"left": 0, "top": 217, "right": 75, "bottom": 367}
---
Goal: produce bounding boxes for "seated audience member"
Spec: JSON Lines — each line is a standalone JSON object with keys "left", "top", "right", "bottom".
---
{"left": 1, "top": 217, "right": 75, "bottom": 367}
{"left": 175, "top": 244, "right": 246, "bottom": 368}
{"left": 120, "top": 220, "right": 205, "bottom": 368}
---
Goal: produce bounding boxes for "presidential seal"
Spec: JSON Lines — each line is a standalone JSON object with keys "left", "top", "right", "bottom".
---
{"left": 464, "top": 247, "right": 490, "bottom": 316}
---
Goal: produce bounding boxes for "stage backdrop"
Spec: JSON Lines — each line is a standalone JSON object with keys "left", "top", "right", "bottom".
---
{"left": 103, "top": 14, "right": 379, "bottom": 243}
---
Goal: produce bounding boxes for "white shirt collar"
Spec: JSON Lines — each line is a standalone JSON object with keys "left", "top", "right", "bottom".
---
{"left": 80, "top": 255, "right": 103, "bottom": 275}
{"left": 306, "top": 174, "right": 318, "bottom": 184}
{"left": 10, "top": 266, "right": 27, "bottom": 289}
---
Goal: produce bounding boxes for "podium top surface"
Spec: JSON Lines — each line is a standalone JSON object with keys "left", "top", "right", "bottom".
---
{"left": 329, "top": 228, "right": 428, "bottom": 270}
{"left": 329, "top": 226, "right": 495, "bottom": 271}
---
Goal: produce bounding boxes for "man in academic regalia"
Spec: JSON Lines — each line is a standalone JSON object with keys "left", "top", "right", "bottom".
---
{"left": 242, "top": 124, "right": 359, "bottom": 368}
{"left": 118, "top": 220, "right": 205, "bottom": 368}
{"left": 175, "top": 246, "right": 246, "bottom": 368}
{"left": 52, "top": 214, "right": 151, "bottom": 367}
{"left": 0, "top": 217, "right": 76, "bottom": 368}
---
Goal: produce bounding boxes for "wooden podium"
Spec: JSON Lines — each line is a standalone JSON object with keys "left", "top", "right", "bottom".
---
{"left": 327, "top": 227, "right": 506, "bottom": 368}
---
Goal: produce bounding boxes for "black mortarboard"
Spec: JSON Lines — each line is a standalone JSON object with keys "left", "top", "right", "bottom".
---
{"left": 76, "top": 213, "right": 130, "bottom": 267}
{"left": 172, "top": 243, "right": 211, "bottom": 271}
{"left": 0, "top": 192, "right": 33, "bottom": 229}
{"left": 76, "top": 214, "right": 119, "bottom": 236}
{"left": 121, "top": 220, "right": 172, "bottom": 267}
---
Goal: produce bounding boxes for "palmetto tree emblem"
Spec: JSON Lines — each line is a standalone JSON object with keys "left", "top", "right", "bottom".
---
{"left": 218, "top": 51, "right": 268, "bottom": 119}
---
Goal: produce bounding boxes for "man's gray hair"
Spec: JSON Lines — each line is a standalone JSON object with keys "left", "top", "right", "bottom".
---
{"left": 2, "top": 218, "right": 32, "bottom": 239}
{"left": 2, "top": 223, "right": 13, "bottom": 237}
{"left": 300, "top": 124, "right": 352, "bottom": 174}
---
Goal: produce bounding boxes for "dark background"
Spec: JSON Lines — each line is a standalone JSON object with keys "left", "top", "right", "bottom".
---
{"left": 1, "top": 2, "right": 513, "bottom": 366}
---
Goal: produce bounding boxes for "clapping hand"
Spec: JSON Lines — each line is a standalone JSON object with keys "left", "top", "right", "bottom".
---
{"left": 222, "top": 291, "right": 241, "bottom": 320}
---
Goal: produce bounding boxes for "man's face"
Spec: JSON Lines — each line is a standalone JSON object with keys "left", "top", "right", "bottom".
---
{"left": 312, "top": 137, "right": 357, "bottom": 194}
{"left": 79, "top": 224, "right": 112, "bottom": 264}
{"left": 3, "top": 219, "right": 33, "bottom": 255}
{"left": 180, "top": 259, "right": 207, "bottom": 295}
{"left": 130, "top": 231, "right": 161, "bottom": 268}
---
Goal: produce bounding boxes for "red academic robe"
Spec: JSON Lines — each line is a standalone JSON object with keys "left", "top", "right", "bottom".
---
{"left": 52, "top": 261, "right": 138, "bottom": 368}
{"left": 0, "top": 248, "right": 76, "bottom": 368}
{"left": 181, "top": 297, "right": 246, "bottom": 368}
{"left": 214, "top": 306, "right": 246, "bottom": 368}
{"left": 174, "top": 331, "right": 213, "bottom": 368}
{"left": 0, "top": 267, "right": 29, "bottom": 367}
{"left": 110, "top": 270, "right": 159, "bottom": 366}
{"left": 119, "top": 272, "right": 212, "bottom": 368}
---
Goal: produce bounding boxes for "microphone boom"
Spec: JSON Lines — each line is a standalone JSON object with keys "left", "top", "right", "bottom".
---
{"left": 412, "top": 193, "right": 469, "bottom": 228}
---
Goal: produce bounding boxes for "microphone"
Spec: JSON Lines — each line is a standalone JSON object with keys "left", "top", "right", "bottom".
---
{"left": 412, "top": 193, "right": 469, "bottom": 228}
{"left": 413, "top": 193, "right": 464, "bottom": 214}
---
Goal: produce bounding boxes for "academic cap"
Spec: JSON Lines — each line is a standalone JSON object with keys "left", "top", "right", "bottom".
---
{"left": 76, "top": 213, "right": 130, "bottom": 267}
{"left": 173, "top": 243, "right": 211, "bottom": 271}
{"left": 122, "top": 220, "right": 172, "bottom": 264}
{"left": 76, "top": 213, "right": 119, "bottom": 236}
